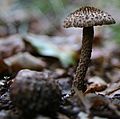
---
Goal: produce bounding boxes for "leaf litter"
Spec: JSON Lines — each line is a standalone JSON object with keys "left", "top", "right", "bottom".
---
{"left": 0, "top": 14, "right": 120, "bottom": 119}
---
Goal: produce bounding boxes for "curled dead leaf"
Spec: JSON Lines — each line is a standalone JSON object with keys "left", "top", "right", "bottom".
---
{"left": 85, "top": 76, "right": 107, "bottom": 94}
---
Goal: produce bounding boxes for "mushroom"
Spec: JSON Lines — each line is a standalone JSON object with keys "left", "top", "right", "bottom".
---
{"left": 63, "top": 7, "right": 115, "bottom": 96}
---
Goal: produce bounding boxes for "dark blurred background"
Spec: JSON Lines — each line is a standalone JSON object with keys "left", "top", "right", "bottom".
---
{"left": 0, "top": 0, "right": 120, "bottom": 43}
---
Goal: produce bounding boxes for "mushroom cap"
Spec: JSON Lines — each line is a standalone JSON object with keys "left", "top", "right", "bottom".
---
{"left": 63, "top": 6, "right": 116, "bottom": 28}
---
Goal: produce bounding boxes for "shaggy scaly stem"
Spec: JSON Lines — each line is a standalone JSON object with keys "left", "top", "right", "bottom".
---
{"left": 72, "top": 27, "right": 94, "bottom": 113}
{"left": 73, "top": 26, "right": 94, "bottom": 91}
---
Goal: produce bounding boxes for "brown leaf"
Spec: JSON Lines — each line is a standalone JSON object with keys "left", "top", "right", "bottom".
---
{"left": 4, "top": 52, "right": 46, "bottom": 72}
{"left": 100, "top": 80, "right": 120, "bottom": 98}
{"left": 0, "top": 35, "right": 25, "bottom": 59}
{"left": 85, "top": 76, "right": 107, "bottom": 94}
{"left": 85, "top": 93, "right": 120, "bottom": 117}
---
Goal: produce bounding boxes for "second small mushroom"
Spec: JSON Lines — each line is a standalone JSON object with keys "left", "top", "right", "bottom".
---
{"left": 63, "top": 6, "right": 115, "bottom": 94}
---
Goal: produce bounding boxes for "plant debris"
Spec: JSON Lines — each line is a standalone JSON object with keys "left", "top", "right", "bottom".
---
{"left": 10, "top": 69, "right": 62, "bottom": 118}
{"left": 0, "top": 1, "right": 120, "bottom": 119}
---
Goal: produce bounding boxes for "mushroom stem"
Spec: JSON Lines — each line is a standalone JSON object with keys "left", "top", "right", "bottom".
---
{"left": 73, "top": 26, "right": 94, "bottom": 91}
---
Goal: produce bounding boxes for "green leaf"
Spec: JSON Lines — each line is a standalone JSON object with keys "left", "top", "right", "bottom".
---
{"left": 24, "top": 34, "right": 77, "bottom": 67}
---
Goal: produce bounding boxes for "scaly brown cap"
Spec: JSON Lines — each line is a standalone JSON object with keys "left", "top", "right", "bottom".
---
{"left": 64, "top": 6, "right": 116, "bottom": 28}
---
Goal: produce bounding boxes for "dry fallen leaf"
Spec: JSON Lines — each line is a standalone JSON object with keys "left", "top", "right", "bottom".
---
{"left": 85, "top": 76, "right": 107, "bottom": 94}
{"left": 0, "top": 35, "right": 25, "bottom": 59}
{"left": 4, "top": 52, "right": 46, "bottom": 72}
{"left": 84, "top": 93, "right": 120, "bottom": 118}
{"left": 100, "top": 80, "right": 120, "bottom": 98}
